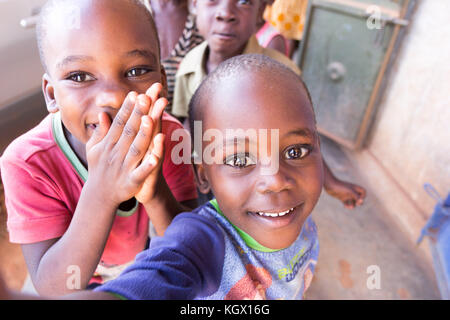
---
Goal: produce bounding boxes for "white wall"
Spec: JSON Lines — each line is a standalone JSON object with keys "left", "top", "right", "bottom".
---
{"left": 0, "top": 0, "right": 46, "bottom": 109}
{"left": 367, "top": 0, "right": 450, "bottom": 216}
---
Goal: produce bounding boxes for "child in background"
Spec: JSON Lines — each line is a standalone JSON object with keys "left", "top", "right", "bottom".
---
{"left": 256, "top": 0, "right": 290, "bottom": 57}
{"left": 171, "top": 0, "right": 299, "bottom": 118}
{"left": 153, "top": 0, "right": 205, "bottom": 113}
{"left": 264, "top": 0, "right": 309, "bottom": 58}
{"left": 1, "top": 54, "right": 324, "bottom": 300}
{"left": 144, "top": 0, "right": 193, "bottom": 61}
{"left": 0, "top": 0, "right": 197, "bottom": 295}
{"left": 172, "top": 0, "right": 365, "bottom": 209}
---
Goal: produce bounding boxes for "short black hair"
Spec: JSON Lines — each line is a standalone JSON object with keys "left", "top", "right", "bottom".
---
{"left": 36, "top": 0, "right": 159, "bottom": 73}
{"left": 188, "top": 54, "right": 314, "bottom": 141}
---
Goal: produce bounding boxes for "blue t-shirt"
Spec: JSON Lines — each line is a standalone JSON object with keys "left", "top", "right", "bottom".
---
{"left": 96, "top": 201, "right": 319, "bottom": 300}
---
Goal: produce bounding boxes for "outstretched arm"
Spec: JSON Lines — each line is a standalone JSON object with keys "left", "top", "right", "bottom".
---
{"left": 1, "top": 213, "right": 224, "bottom": 300}
{"left": 0, "top": 273, "right": 116, "bottom": 300}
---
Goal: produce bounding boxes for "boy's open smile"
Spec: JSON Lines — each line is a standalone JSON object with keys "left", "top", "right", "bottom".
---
{"left": 247, "top": 203, "right": 303, "bottom": 229}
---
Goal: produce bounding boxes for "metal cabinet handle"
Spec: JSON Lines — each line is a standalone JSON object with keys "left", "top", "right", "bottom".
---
{"left": 327, "top": 61, "right": 346, "bottom": 81}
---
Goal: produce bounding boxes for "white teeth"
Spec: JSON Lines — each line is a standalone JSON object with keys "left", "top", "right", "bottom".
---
{"left": 257, "top": 207, "right": 294, "bottom": 217}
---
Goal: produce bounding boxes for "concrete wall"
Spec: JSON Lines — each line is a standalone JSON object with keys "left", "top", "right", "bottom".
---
{"left": 0, "top": 0, "right": 46, "bottom": 109}
{"left": 350, "top": 0, "right": 449, "bottom": 250}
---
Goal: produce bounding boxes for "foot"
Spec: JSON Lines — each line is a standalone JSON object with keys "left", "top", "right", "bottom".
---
{"left": 325, "top": 178, "right": 366, "bottom": 209}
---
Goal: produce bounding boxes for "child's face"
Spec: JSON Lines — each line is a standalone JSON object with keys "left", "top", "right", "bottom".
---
{"left": 194, "top": 0, "right": 262, "bottom": 58}
{"left": 196, "top": 71, "right": 324, "bottom": 250}
{"left": 42, "top": 0, "right": 164, "bottom": 147}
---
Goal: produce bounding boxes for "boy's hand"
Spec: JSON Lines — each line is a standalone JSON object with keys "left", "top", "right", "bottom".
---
{"left": 85, "top": 91, "right": 160, "bottom": 206}
{"left": 135, "top": 84, "right": 168, "bottom": 204}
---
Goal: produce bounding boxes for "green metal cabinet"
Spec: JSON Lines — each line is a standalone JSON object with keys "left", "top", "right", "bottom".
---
{"left": 297, "top": 0, "right": 416, "bottom": 149}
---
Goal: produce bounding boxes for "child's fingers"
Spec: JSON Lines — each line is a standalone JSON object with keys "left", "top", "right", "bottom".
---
{"left": 148, "top": 98, "right": 168, "bottom": 146}
{"left": 105, "top": 91, "right": 138, "bottom": 144}
{"left": 355, "top": 186, "right": 366, "bottom": 199}
{"left": 123, "top": 115, "right": 154, "bottom": 169}
{"left": 150, "top": 97, "right": 168, "bottom": 123}
{"left": 350, "top": 185, "right": 366, "bottom": 206}
{"left": 131, "top": 133, "right": 165, "bottom": 183}
{"left": 114, "top": 94, "right": 152, "bottom": 157}
{"left": 150, "top": 133, "right": 165, "bottom": 161}
{"left": 146, "top": 83, "right": 165, "bottom": 135}
{"left": 344, "top": 199, "right": 356, "bottom": 209}
{"left": 145, "top": 82, "right": 163, "bottom": 106}
{"left": 86, "top": 112, "right": 111, "bottom": 151}
{"left": 131, "top": 152, "right": 159, "bottom": 185}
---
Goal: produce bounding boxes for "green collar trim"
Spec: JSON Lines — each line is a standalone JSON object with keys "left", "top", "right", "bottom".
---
{"left": 52, "top": 112, "right": 88, "bottom": 182}
{"left": 51, "top": 112, "right": 137, "bottom": 217}
{"left": 209, "top": 199, "right": 282, "bottom": 253}
{"left": 108, "top": 292, "right": 128, "bottom": 300}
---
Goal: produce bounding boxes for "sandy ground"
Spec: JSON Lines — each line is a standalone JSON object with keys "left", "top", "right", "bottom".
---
{"left": 305, "top": 137, "right": 440, "bottom": 299}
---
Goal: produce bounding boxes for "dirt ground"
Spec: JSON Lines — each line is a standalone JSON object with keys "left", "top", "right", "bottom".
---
{"left": 0, "top": 181, "right": 27, "bottom": 291}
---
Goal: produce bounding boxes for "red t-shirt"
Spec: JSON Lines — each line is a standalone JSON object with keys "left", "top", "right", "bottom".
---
{"left": 0, "top": 112, "right": 197, "bottom": 267}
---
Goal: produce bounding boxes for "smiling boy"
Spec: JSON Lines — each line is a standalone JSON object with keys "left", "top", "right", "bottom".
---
{"left": 0, "top": 0, "right": 197, "bottom": 295}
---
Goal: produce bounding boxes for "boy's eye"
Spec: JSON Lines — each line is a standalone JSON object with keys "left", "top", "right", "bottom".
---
{"left": 67, "top": 72, "right": 95, "bottom": 82}
{"left": 284, "top": 145, "right": 311, "bottom": 160}
{"left": 224, "top": 153, "right": 256, "bottom": 168}
{"left": 237, "top": 0, "right": 251, "bottom": 5}
{"left": 126, "top": 67, "right": 151, "bottom": 77}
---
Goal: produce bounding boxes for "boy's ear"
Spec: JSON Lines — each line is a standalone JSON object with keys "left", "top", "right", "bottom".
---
{"left": 42, "top": 73, "right": 59, "bottom": 113}
{"left": 194, "top": 164, "right": 211, "bottom": 194}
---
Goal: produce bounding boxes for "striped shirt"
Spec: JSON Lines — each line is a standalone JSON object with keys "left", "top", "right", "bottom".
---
{"left": 162, "top": 13, "right": 204, "bottom": 115}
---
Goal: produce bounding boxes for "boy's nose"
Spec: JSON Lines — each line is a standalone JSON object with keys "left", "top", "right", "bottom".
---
{"left": 255, "top": 166, "right": 294, "bottom": 195}
{"left": 95, "top": 85, "right": 128, "bottom": 111}
{"left": 215, "top": 2, "right": 236, "bottom": 22}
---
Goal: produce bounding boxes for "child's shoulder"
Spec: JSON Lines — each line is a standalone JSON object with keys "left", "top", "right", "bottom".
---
{"left": 1, "top": 114, "right": 55, "bottom": 165}
{"left": 162, "top": 204, "right": 226, "bottom": 250}
{"left": 161, "top": 111, "right": 185, "bottom": 133}
{"left": 260, "top": 46, "right": 301, "bottom": 76}
{"left": 245, "top": 36, "right": 300, "bottom": 75}
{"left": 176, "top": 40, "right": 209, "bottom": 77}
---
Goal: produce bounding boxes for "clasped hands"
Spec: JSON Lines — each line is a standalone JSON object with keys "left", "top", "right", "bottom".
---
{"left": 85, "top": 83, "right": 168, "bottom": 208}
